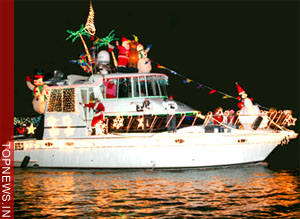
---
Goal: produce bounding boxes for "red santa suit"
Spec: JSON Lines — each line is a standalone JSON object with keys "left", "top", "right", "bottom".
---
{"left": 213, "top": 109, "right": 223, "bottom": 125}
{"left": 117, "top": 37, "right": 130, "bottom": 67}
{"left": 84, "top": 102, "right": 105, "bottom": 127}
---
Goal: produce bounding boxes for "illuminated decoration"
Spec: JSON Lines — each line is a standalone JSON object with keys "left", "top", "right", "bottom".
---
{"left": 94, "top": 30, "right": 118, "bottom": 49}
{"left": 17, "top": 127, "right": 26, "bottom": 134}
{"left": 209, "top": 89, "right": 217, "bottom": 95}
{"left": 112, "top": 116, "right": 124, "bottom": 129}
{"left": 49, "top": 128, "right": 59, "bottom": 138}
{"left": 285, "top": 115, "right": 297, "bottom": 126}
{"left": 63, "top": 88, "right": 76, "bottom": 112}
{"left": 26, "top": 123, "right": 36, "bottom": 134}
{"left": 63, "top": 116, "right": 74, "bottom": 137}
{"left": 66, "top": 24, "right": 92, "bottom": 63}
{"left": 156, "top": 63, "right": 239, "bottom": 102}
{"left": 95, "top": 120, "right": 106, "bottom": 135}
{"left": 69, "top": 54, "right": 93, "bottom": 74}
{"left": 196, "top": 112, "right": 205, "bottom": 119}
{"left": 183, "top": 78, "right": 192, "bottom": 84}
{"left": 137, "top": 116, "right": 144, "bottom": 129}
{"left": 47, "top": 116, "right": 59, "bottom": 137}
{"left": 84, "top": 1, "right": 96, "bottom": 36}
{"left": 47, "top": 88, "right": 75, "bottom": 112}
{"left": 47, "top": 116, "right": 58, "bottom": 127}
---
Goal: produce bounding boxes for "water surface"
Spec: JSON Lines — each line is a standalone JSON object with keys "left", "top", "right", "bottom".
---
{"left": 14, "top": 163, "right": 299, "bottom": 218}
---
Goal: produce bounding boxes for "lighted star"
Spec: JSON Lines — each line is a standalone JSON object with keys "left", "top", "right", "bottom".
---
{"left": 26, "top": 123, "right": 36, "bottom": 135}
{"left": 137, "top": 116, "right": 144, "bottom": 129}
{"left": 286, "top": 115, "right": 297, "bottom": 126}
{"left": 113, "top": 116, "right": 124, "bottom": 129}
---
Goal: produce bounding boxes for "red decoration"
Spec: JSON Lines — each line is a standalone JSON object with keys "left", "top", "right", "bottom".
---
{"left": 209, "top": 90, "right": 217, "bottom": 94}
{"left": 235, "top": 82, "right": 245, "bottom": 95}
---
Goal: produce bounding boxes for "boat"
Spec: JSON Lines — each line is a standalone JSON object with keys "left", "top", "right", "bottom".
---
{"left": 13, "top": 72, "right": 298, "bottom": 168}
{"left": 12, "top": 2, "right": 298, "bottom": 169}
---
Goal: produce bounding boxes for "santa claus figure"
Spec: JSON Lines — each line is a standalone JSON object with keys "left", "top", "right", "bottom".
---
{"left": 26, "top": 72, "right": 48, "bottom": 114}
{"left": 235, "top": 82, "right": 261, "bottom": 129}
{"left": 116, "top": 37, "right": 130, "bottom": 68}
{"left": 81, "top": 98, "right": 105, "bottom": 135}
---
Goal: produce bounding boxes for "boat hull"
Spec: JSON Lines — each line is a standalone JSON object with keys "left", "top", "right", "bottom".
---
{"left": 13, "top": 131, "right": 289, "bottom": 168}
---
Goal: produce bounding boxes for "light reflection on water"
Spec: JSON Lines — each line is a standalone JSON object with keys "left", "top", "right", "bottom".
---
{"left": 14, "top": 163, "right": 299, "bottom": 218}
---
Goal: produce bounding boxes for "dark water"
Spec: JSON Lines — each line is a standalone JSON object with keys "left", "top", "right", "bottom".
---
{"left": 14, "top": 163, "right": 299, "bottom": 218}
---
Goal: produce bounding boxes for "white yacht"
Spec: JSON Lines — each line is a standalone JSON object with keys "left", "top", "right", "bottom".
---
{"left": 13, "top": 72, "right": 298, "bottom": 168}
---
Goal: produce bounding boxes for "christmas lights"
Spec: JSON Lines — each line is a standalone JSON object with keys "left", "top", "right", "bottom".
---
{"left": 48, "top": 88, "right": 75, "bottom": 113}
{"left": 137, "top": 116, "right": 144, "bottom": 129}
{"left": 112, "top": 116, "right": 124, "bottom": 129}
{"left": 26, "top": 123, "right": 36, "bottom": 134}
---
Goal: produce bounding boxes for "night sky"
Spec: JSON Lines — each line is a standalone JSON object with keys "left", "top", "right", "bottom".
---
{"left": 14, "top": 0, "right": 299, "bottom": 118}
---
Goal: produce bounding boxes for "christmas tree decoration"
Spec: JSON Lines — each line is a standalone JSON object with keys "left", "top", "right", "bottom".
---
{"left": 113, "top": 116, "right": 124, "bottom": 129}
{"left": 26, "top": 123, "right": 36, "bottom": 135}
{"left": 84, "top": 1, "right": 96, "bottom": 36}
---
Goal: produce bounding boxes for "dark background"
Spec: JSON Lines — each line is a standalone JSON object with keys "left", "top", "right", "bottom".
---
{"left": 14, "top": 0, "right": 299, "bottom": 166}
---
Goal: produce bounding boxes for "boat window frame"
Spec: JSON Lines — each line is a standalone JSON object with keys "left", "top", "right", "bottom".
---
{"left": 102, "top": 74, "right": 168, "bottom": 100}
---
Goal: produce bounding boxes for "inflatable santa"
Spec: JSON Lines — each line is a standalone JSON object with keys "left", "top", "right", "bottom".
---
{"left": 116, "top": 37, "right": 130, "bottom": 67}
{"left": 26, "top": 72, "right": 48, "bottom": 114}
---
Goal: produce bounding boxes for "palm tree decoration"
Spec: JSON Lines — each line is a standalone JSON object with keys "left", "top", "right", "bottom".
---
{"left": 66, "top": 24, "right": 93, "bottom": 64}
{"left": 94, "top": 30, "right": 119, "bottom": 67}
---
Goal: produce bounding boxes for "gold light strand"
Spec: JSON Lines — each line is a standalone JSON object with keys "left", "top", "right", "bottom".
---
{"left": 137, "top": 116, "right": 144, "bottom": 129}
{"left": 84, "top": 1, "right": 96, "bottom": 36}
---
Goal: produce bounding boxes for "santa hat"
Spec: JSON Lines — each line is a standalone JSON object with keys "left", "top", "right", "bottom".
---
{"left": 235, "top": 82, "right": 245, "bottom": 95}
{"left": 121, "top": 37, "right": 128, "bottom": 43}
{"left": 34, "top": 72, "right": 44, "bottom": 79}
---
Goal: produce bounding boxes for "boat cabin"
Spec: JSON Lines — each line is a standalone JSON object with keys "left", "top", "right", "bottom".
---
{"left": 43, "top": 73, "right": 195, "bottom": 139}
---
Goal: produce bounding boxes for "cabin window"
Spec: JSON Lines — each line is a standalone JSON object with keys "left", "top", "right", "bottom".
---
{"left": 133, "top": 77, "right": 140, "bottom": 97}
{"left": 47, "top": 88, "right": 75, "bottom": 112}
{"left": 118, "top": 77, "right": 132, "bottom": 98}
{"left": 104, "top": 79, "right": 117, "bottom": 99}
{"left": 146, "top": 75, "right": 161, "bottom": 96}
{"left": 139, "top": 77, "right": 147, "bottom": 97}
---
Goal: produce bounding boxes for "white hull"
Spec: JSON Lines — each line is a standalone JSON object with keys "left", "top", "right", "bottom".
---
{"left": 14, "top": 129, "right": 291, "bottom": 168}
